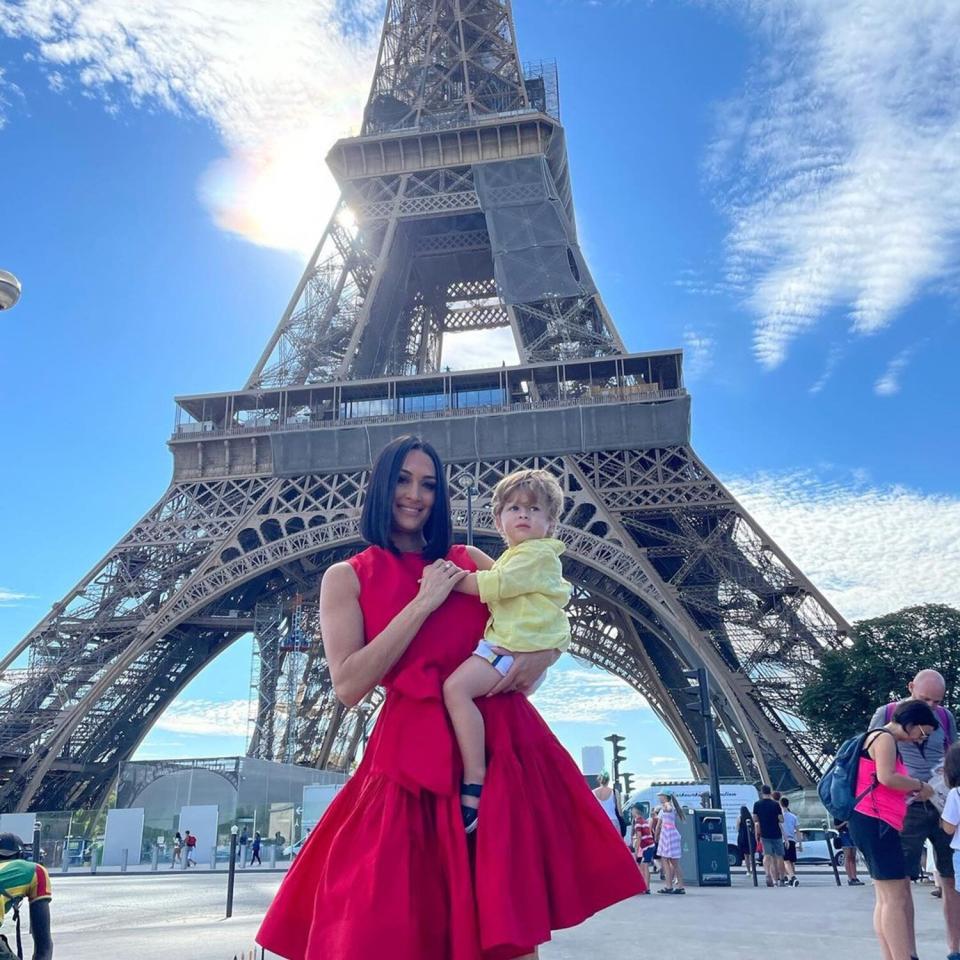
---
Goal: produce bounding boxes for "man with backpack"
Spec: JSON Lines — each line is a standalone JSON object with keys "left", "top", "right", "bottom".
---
{"left": 184, "top": 830, "right": 197, "bottom": 868}
{"left": 871, "top": 669, "right": 960, "bottom": 960}
{"left": 0, "top": 833, "right": 53, "bottom": 959}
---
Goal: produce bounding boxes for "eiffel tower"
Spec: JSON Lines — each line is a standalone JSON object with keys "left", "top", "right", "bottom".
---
{"left": 0, "top": 0, "right": 851, "bottom": 812}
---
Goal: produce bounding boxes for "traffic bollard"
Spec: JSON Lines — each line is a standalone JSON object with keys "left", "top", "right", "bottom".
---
{"left": 226, "top": 830, "right": 238, "bottom": 918}
{"left": 90, "top": 854, "right": 97, "bottom": 875}
{"left": 269, "top": 844, "right": 276, "bottom": 869}
{"left": 121, "top": 848, "right": 128, "bottom": 873}
{"left": 210, "top": 847, "right": 217, "bottom": 871}
{"left": 151, "top": 846, "right": 159, "bottom": 871}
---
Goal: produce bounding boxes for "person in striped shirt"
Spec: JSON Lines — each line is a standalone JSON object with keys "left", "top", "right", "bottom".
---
{"left": 631, "top": 805, "right": 656, "bottom": 894}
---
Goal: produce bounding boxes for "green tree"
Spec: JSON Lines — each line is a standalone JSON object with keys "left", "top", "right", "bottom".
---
{"left": 798, "top": 604, "right": 960, "bottom": 751}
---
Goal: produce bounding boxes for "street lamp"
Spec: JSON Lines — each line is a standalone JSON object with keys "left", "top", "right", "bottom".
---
{"left": 0, "top": 270, "right": 21, "bottom": 311}
{"left": 457, "top": 474, "right": 477, "bottom": 545}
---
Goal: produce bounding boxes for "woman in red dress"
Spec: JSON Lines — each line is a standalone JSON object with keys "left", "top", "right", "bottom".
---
{"left": 257, "top": 436, "right": 644, "bottom": 960}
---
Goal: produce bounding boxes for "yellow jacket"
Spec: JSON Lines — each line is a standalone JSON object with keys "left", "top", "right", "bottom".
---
{"left": 476, "top": 538, "right": 572, "bottom": 653}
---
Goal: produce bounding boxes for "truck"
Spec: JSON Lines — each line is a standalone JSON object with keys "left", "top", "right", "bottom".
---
{"left": 626, "top": 781, "right": 760, "bottom": 866}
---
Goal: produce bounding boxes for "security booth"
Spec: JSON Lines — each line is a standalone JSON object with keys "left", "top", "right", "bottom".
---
{"left": 677, "top": 809, "right": 731, "bottom": 887}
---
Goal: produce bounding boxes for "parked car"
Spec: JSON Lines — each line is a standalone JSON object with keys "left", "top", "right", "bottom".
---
{"left": 796, "top": 827, "right": 844, "bottom": 866}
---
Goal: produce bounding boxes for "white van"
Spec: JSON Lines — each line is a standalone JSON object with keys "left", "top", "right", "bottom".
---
{"left": 626, "top": 781, "right": 759, "bottom": 866}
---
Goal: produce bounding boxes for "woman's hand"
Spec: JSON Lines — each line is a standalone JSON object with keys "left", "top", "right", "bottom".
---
{"left": 486, "top": 648, "right": 559, "bottom": 696}
{"left": 415, "top": 558, "right": 467, "bottom": 614}
{"left": 916, "top": 781, "right": 935, "bottom": 802}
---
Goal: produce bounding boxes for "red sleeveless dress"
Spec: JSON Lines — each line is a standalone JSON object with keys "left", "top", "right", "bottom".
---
{"left": 257, "top": 545, "right": 644, "bottom": 960}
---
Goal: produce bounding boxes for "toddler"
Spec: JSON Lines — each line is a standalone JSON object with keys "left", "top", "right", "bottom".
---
{"left": 443, "top": 468, "right": 572, "bottom": 833}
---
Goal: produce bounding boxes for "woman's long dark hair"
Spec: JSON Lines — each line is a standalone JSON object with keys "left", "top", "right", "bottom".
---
{"left": 360, "top": 435, "right": 452, "bottom": 561}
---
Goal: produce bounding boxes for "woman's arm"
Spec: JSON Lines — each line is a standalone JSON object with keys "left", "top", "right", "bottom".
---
{"left": 869, "top": 731, "right": 933, "bottom": 796}
{"left": 321, "top": 558, "right": 466, "bottom": 706}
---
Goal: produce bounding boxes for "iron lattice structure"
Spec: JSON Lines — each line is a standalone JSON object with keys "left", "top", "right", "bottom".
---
{"left": 0, "top": 0, "right": 850, "bottom": 812}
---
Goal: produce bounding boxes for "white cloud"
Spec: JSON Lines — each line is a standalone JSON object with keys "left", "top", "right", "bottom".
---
{"left": 153, "top": 697, "right": 249, "bottom": 736}
{"left": 874, "top": 344, "right": 919, "bottom": 396}
{"left": 532, "top": 663, "right": 650, "bottom": 724}
{"left": 708, "top": 0, "right": 960, "bottom": 368}
{"left": 682, "top": 328, "right": 714, "bottom": 380}
{"left": 0, "top": 587, "right": 35, "bottom": 607}
{"left": 0, "top": 0, "right": 382, "bottom": 253}
{"left": 440, "top": 328, "right": 520, "bottom": 372}
{"left": 729, "top": 470, "right": 960, "bottom": 622}
{"left": 648, "top": 755, "right": 684, "bottom": 766}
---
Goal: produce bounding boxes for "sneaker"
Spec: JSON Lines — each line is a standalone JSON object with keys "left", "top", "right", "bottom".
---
{"left": 931, "top": 886, "right": 943, "bottom": 898}
{"left": 766, "top": 878, "right": 774, "bottom": 887}
{"left": 848, "top": 878, "right": 864, "bottom": 886}
{"left": 462, "top": 806, "right": 478, "bottom": 834}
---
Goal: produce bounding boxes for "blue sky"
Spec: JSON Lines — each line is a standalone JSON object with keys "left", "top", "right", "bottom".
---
{"left": 1, "top": 0, "right": 959, "bottom": 785}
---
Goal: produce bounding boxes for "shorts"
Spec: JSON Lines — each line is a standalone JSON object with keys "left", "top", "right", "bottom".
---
{"left": 838, "top": 827, "right": 854, "bottom": 849}
{"left": 848, "top": 810, "right": 906, "bottom": 881}
{"left": 471, "top": 640, "right": 546, "bottom": 692}
{"left": 954, "top": 850, "right": 960, "bottom": 892}
{"left": 783, "top": 840, "right": 797, "bottom": 863}
{"left": 472, "top": 639, "right": 514, "bottom": 676}
{"left": 641, "top": 847, "right": 655, "bottom": 864}
{"left": 761, "top": 837, "right": 785, "bottom": 858}
{"left": 900, "top": 800, "right": 954, "bottom": 879}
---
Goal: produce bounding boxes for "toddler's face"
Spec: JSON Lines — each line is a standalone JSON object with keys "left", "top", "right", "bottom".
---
{"left": 496, "top": 492, "right": 552, "bottom": 546}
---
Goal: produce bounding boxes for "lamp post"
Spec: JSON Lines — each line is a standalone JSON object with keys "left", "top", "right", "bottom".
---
{"left": 457, "top": 475, "right": 477, "bottom": 545}
{"left": 226, "top": 824, "right": 239, "bottom": 919}
{"left": 0, "top": 270, "right": 21, "bottom": 311}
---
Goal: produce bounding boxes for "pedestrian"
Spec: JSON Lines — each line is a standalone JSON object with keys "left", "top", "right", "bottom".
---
{"left": 849, "top": 698, "right": 938, "bottom": 960}
{"left": 752, "top": 784, "right": 785, "bottom": 887}
{"left": 780, "top": 797, "right": 799, "bottom": 887}
{"left": 0, "top": 833, "right": 53, "bottom": 960}
{"left": 736, "top": 805, "right": 756, "bottom": 872}
{"left": 170, "top": 831, "right": 183, "bottom": 869}
{"left": 239, "top": 827, "right": 249, "bottom": 865}
{"left": 632, "top": 804, "right": 655, "bottom": 893}
{"left": 654, "top": 791, "right": 686, "bottom": 894}
{"left": 871, "top": 669, "right": 960, "bottom": 960}
{"left": 593, "top": 772, "right": 626, "bottom": 837}
{"left": 184, "top": 830, "right": 197, "bottom": 867}
{"left": 833, "top": 819, "right": 864, "bottom": 885}
{"left": 251, "top": 832, "right": 262, "bottom": 866}
{"left": 938, "top": 744, "right": 960, "bottom": 898}
{"left": 257, "top": 435, "right": 644, "bottom": 959}
{"left": 442, "top": 469, "right": 572, "bottom": 833}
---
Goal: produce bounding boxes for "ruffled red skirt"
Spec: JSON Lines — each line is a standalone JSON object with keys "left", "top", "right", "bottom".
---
{"left": 257, "top": 691, "right": 644, "bottom": 959}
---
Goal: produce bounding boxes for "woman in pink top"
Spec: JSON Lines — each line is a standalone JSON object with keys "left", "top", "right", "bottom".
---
{"left": 848, "top": 699, "right": 939, "bottom": 960}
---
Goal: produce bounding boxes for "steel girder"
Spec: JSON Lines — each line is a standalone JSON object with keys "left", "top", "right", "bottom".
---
{"left": 1, "top": 445, "right": 848, "bottom": 810}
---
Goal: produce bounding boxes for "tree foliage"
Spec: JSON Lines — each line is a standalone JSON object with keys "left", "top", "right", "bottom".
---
{"left": 798, "top": 604, "right": 960, "bottom": 751}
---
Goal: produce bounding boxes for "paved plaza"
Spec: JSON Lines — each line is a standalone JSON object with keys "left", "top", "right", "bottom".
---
{"left": 8, "top": 866, "right": 952, "bottom": 959}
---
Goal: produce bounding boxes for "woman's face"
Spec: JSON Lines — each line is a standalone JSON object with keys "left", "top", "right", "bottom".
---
{"left": 391, "top": 449, "right": 437, "bottom": 539}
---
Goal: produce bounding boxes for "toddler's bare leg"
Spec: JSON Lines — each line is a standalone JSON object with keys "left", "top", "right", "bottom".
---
{"left": 443, "top": 655, "right": 503, "bottom": 804}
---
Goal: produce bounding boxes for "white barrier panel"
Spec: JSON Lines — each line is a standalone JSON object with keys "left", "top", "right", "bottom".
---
{"left": 103, "top": 808, "right": 144, "bottom": 867}
{"left": 178, "top": 804, "right": 218, "bottom": 865}
{"left": 302, "top": 783, "right": 343, "bottom": 835}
